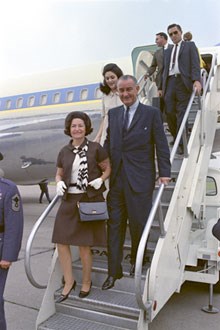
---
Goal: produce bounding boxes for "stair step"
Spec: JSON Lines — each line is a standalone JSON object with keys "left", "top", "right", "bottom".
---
{"left": 55, "top": 285, "right": 140, "bottom": 318}
{"left": 71, "top": 257, "right": 148, "bottom": 293}
{"left": 38, "top": 311, "right": 136, "bottom": 330}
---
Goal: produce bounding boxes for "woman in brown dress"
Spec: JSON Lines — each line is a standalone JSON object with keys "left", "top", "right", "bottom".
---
{"left": 52, "top": 111, "right": 111, "bottom": 301}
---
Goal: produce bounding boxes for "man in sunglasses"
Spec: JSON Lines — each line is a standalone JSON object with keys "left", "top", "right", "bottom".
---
{"left": 162, "top": 23, "right": 202, "bottom": 154}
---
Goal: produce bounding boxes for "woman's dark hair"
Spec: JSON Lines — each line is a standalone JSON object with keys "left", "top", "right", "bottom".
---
{"left": 100, "top": 63, "right": 123, "bottom": 95}
{"left": 64, "top": 111, "right": 93, "bottom": 136}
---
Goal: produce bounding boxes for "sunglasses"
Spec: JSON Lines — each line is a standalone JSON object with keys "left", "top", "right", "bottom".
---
{"left": 169, "top": 31, "right": 179, "bottom": 37}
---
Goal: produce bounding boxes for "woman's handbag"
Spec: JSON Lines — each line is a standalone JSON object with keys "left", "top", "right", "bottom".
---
{"left": 77, "top": 201, "right": 109, "bottom": 222}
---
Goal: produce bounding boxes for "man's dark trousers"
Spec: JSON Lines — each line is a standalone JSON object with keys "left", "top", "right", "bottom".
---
{"left": 107, "top": 165, "right": 154, "bottom": 278}
{"left": 0, "top": 268, "right": 9, "bottom": 330}
{"left": 164, "top": 75, "right": 191, "bottom": 140}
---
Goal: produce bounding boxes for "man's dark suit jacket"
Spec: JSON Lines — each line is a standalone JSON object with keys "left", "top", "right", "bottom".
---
{"left": 162, "top": 41, "right": 201, "bottom": 93}
{"left": 104, "top": 102, "right": 171, "bottom": 193}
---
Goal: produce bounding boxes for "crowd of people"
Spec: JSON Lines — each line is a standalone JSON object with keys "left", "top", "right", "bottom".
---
{"left": 0, "top": 22, "right": 218, "bottom": 330}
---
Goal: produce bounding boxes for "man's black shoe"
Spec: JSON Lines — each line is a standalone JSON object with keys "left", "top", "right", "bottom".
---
{"left": 102, "top": 275, "right": 122, "bottom": 290}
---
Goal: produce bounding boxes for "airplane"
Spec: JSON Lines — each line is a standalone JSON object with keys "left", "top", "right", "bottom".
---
{"left": 0, "top": 45, "right": 217, "bottom": 185}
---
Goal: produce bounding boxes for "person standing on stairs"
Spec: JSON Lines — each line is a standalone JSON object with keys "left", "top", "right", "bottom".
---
{"left": 52, "top": 111, "right": 111, "bottom": 301}
{"left": 162, "top": 23, "right": 202, "bottom": 154}
{"left": 144, "top": 31, "right": 172, "bottom": 117}
{"left": 145, "top": 32, "right": 169, "bottom": 90}
{"left": 102, "top": 75, "right": 171, "bottom": 290}
{"left": 93, "top": 63, "right": 123, "bottom": 145}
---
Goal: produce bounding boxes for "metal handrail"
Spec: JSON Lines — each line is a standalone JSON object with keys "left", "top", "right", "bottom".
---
{"left": 24, "top": 194, "right": 60, "bottom": 288}
{"left": 137, "top": 74, "right": 155, "bottom": 104}
{"left": 135, "top": 52, "right": 218, "bottom": 312}
{"left": 137, "top": 74, "right": 148, "bottom": 95}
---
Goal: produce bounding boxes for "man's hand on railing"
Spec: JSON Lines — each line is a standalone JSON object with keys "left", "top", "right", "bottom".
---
{"left": 193, "top": 80, "right": 202, "bottom": 95}
{"left": 158, "top": 177, "right": 170, "bottom": 186}
{"left": 158, "top": 90, "right": 163, "bottom": 97}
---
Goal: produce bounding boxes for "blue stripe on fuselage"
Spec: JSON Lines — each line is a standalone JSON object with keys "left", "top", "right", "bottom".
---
{"left": 0, "top": 82, "right": 101, "bottom": 111}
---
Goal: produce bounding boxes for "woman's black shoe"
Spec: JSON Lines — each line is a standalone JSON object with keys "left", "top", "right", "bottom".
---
{"left": 55, "top": 280, "right": 76, "bottom": 303}
{"left": 79, "top": 282, "right": 92, "bottom": 298}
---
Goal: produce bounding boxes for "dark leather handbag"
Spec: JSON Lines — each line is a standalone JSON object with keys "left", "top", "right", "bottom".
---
{"left": 77, "top": 201, "right": 109, "bottom": 222}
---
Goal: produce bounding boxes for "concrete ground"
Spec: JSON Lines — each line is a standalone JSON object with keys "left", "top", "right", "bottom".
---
{"left": 4, "top": 184, "right": 220, "bottom": 330}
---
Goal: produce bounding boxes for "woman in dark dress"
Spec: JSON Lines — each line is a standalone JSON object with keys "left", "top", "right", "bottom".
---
{"left": 52, "top": 111, "right": 111, "bottom": 301}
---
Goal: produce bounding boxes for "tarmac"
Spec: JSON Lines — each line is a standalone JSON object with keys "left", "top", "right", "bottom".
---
{"left": 4, "top": 184, "right": 220, "bottom": 330}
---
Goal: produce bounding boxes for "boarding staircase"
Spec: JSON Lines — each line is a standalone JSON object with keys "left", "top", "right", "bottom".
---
{"left": 25, "top": 51, "right": 220, "bottom": 329}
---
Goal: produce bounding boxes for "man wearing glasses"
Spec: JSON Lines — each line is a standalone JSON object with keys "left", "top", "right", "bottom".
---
{"left": 162, "top": 23, "right": 202, "bottom": 154}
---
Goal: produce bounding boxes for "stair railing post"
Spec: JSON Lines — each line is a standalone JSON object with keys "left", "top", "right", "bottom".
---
{"left": 202, "top": 283, "right": 219, "bottom": 313}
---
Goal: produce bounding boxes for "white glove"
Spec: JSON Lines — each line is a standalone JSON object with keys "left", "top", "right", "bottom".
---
{"left": 88, "top": 178, "right": 103, "bottom": 190}
{"left": 56, "top": 181, "right": 67, "bottom": 196}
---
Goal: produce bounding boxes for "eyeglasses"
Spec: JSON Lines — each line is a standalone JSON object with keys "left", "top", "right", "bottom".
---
{"left": 169, "top": 31, "right": 179, "bottom": 37}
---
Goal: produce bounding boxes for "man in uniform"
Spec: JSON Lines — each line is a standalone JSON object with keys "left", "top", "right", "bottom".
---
{"left": 0, "top": 169, "right": 23, "bottom": 330}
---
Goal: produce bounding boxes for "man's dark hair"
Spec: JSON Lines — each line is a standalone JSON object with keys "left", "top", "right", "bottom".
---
{"left": 156, "top": 32, "right": 168, "bottom": 40}
{"left": 118, "top": 75, "right": 138, "bottom": 85}
{"left": 167, "top": 23, "right": 182, "bottom": 33}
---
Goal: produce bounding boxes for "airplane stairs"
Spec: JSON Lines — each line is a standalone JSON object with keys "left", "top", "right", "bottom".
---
{"left": 25, "top": 53, "right": 220, "bottom": 330}
{"left": 136, "top": 53, "right": 220, "bottom": 328}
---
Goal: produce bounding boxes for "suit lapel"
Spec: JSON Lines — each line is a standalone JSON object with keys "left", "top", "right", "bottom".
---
{"left": 178, "top": 41, "right": 185, "bottom": 57}
{"left": 117, "top": 106, "right": 125, "bottom": 136}
{"left": 127, "top": 103, "right": 142, "bottom": 132}
{"left": 164, "top": 46, "right": 172, "bottom": 67}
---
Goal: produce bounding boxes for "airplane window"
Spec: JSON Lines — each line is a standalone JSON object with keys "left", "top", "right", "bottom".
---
{"left": 6, "top": 100, "right": 11, "bottom": 109}
{"left": 81, "top": 89, "right": 88, "bottom": 101}
{"left": 53, "top": 92, "right": 60, "bottom": 104}
{"left": 95, "top": 87, "right": 102, "bottom": 99}
{"left": 28, "top": 96, "right": 35, "bottom": 107}
{"left": 40, "top": 94, "right": 47, "bottom": 105}
{"left": 206, "top": 176, "right": 217, "bottom": 196}
{"left": 16, "top": 97, "right": 23, "bottom": 108}
{"left": 66, "top": 91, "right": 74, "bottom": 102}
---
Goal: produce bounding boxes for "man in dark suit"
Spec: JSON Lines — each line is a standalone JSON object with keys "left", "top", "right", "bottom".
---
{"left": 162, "top": 23, "right": 202, "bottom": 152}
{"left": 102, "top": 75, "right": 171, "bottom": 290}
{"left": 0, "top": 174, "right": 23, "bottom": 330}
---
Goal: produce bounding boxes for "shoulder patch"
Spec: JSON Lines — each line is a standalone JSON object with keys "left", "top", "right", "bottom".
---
{"left": 12, "top": 193, "right": 20, "bottom": 211}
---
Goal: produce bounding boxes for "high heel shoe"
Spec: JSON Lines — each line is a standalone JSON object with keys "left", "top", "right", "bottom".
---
{"left": 55, "top": 280, "right": 76, "bottom": 303}
{"left": 79, "top": 282, "right": 92, "bottom": 298}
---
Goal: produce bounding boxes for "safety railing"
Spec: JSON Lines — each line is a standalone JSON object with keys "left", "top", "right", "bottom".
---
{"left": 134, "top": 52, "right": 218, "bottom": 313}
{"left": 24, "top": 194, "right": 60, "bottom": 288}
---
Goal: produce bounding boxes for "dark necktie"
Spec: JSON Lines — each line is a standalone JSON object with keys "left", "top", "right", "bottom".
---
{"left": 171, "top": 44, "right": 178, "bottom": 69}
{"left": 123, "top": 106, "right": 130, "bottom": 133}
